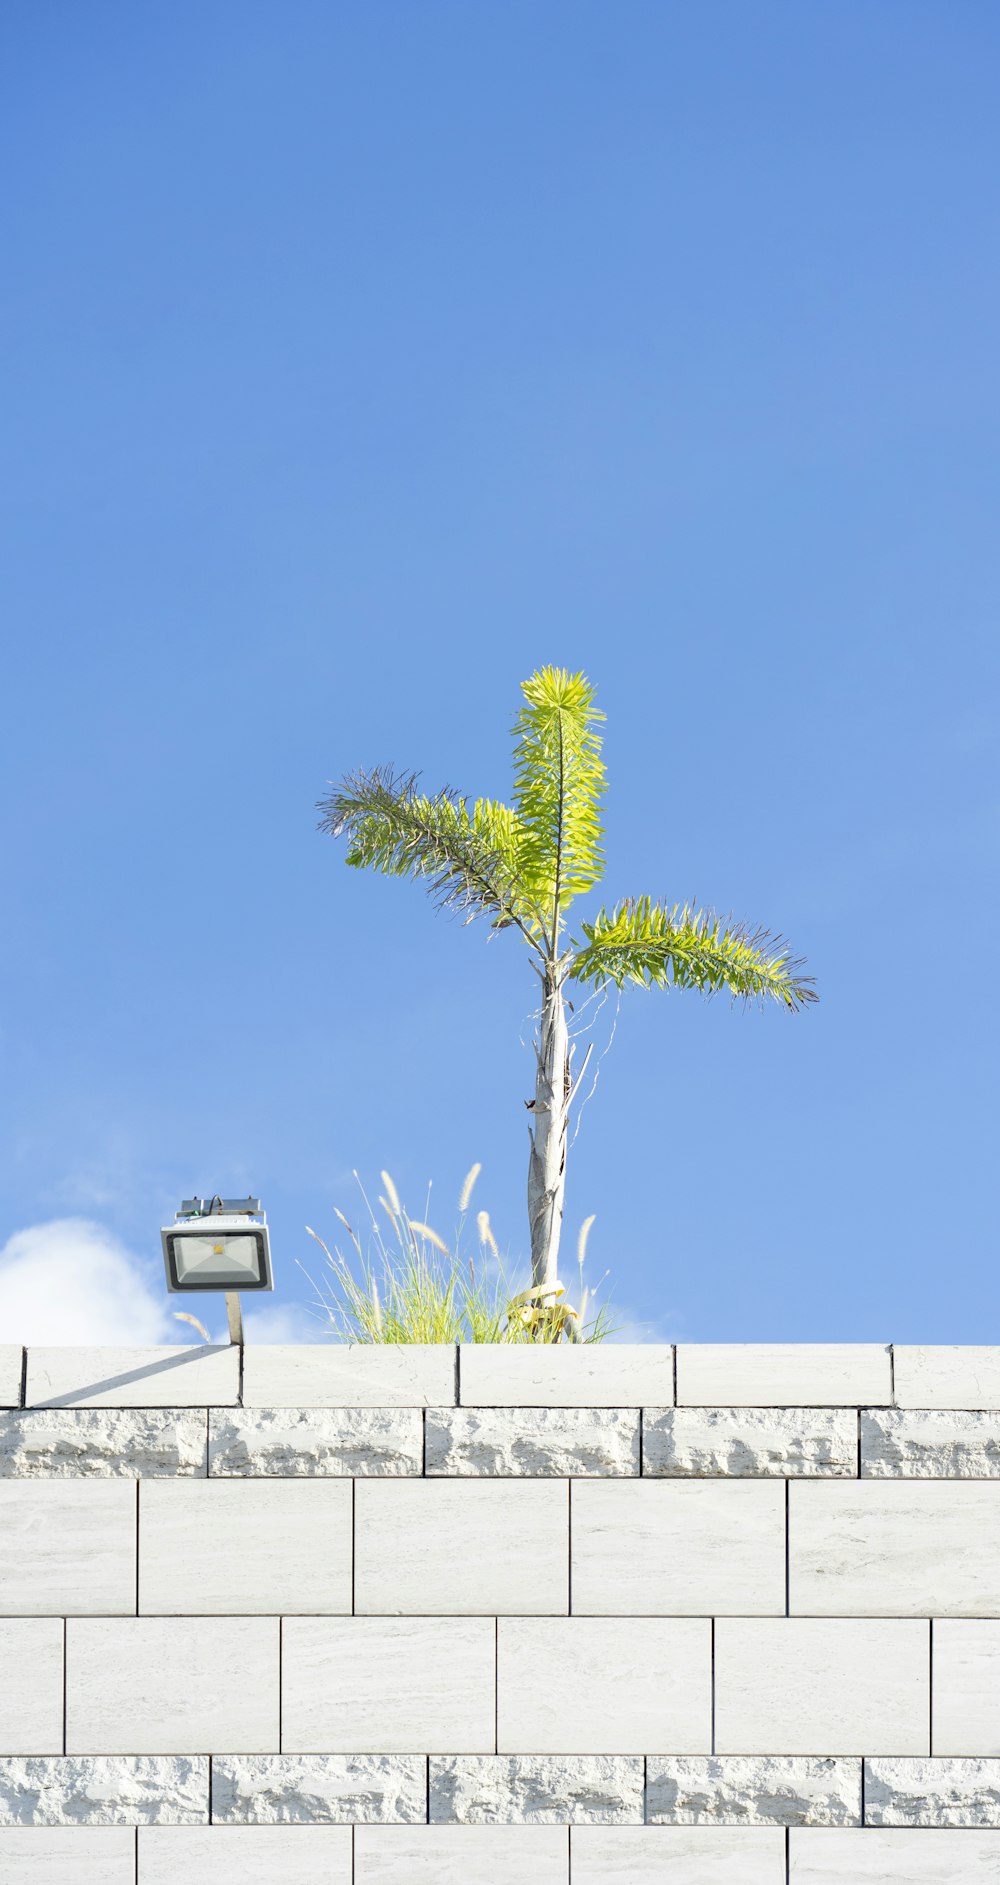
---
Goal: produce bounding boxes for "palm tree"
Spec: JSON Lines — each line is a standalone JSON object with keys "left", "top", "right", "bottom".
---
{"left": 319, "top": 666, "right": 816, "bottom": 1301}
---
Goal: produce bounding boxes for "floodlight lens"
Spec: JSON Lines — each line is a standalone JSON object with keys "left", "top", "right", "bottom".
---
{"left": 164, "top": 1229, "right": 269, "bottom": 1290}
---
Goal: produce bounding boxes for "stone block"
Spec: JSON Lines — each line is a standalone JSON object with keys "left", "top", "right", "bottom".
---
{"left": 211, "top": 1755, "right": 425, "bottom": 1824}
{"left": 138, "top": 1478, "right": 351, "bottom": 1613}
{"left": 425, "top": 1406, "right": 639, "bottom": 1476}
{"left": 429, "top": 1755, "right": 644, "bottom": 1824}
{"left": 644, "top": 1407, "right": 856, "bottom": 1478}
{"left": 0, "top": 1349, "right": 22, "bottom": 1408}
{"left": 138, "top": 1825, "right": 353, "bottom": 1883}
{"left": 571, "top": 1480, "right": 785, "bottom": 1615}
{"left": 866, "top": 1758, "right": 1000, "bottom": 1827}
{"left": 0, "top": 1410, "right": 207, "bottom": 1478}
{"left": 209, "top": 1407, "right": 421, "bottom": 1476}
{"left": 0, "top": 1620, "right": 64, "bottom": 1755}
{"left": 282, "top": 1617, "right": 495, "bottom": 1753}
{"left": 646, "top": 1757, "right": 862, "bottom": 1826}
{"left": 497, "top": 1617, "right": 710, "bottom": 1753}
{"left": 355, "top": 1825, "right": 568, "bottom": 1883}
{"left": 935, "top": 1622, "right": 1000, "bottom": 1755}
{"left": 675, "top": 1345, "right": 891, "bottom": 1407}
{"left": 0, "top": 1482, "right": 136, "bottom": 1615}
{"left": 354, "top": 1479, "right": 568, "bottom": 1614}
{"left": 458, "top": 1345, "right": 674, "bottom": 1407}
{"left": 25, "top": 1347, "right": 237, "bottom": 1409}
{"left": 714, "top": 1618, "right": 929, "bottom": 1755}
{"left": 0, "top": 1757, "right": 208, "bottom": 1825}
{"left": 65, "top": 1617, "right": 279, "bottom": 1754}
{"left": 789, "top": 1481, "right": 1000, "bottom": 1615}
{"left": 0, "top": 1828, "right": 135, "bottom": 1882}
{"left": 862, "top": 1409, "right": 1000, "bottom": 1477}
{"left": 242, "top": 1345, "right": 455, "bottom": 1407}
{"left": 790, "top": 1827, "right": 1000, "bottom": 1879}
{"left": 894, "top": 1348, "right": 1000, "bottom": 1409}
{"left": 572, "top": 1827, "right": 786, "bottom": 1882}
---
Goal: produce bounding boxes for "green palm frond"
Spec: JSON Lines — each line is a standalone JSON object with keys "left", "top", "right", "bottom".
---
{"left": 318, "top": 767, "right": 545, "bottom": 949}
{"left": 570, "top": 897, "right": 817, "bottom": 1010}
{"left": 512, "top": 666, "right": 606, "bottom": 924}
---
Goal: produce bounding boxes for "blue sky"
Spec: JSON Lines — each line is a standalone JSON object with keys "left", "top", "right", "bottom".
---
{"left": 1, "top": 1, "right": 997, "bottom": 1344}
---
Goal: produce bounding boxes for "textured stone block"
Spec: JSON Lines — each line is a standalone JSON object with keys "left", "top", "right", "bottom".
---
{"left": 497, "top": 1618, "right": 710, "bottom": 1753}
{"left": 242, "top": 1345, "right": 455, "bottom": 1407}
{"left": 138, "top": 1825, "right": 353, "bottom": 1884}
{"left": 790, "top": 1827, "right": 1000, "bottom": 1879}
{"left": 458, "top": 1345, "right": 673, "bottom": 1407}
{"left": 789, "top": 1482, "right": 1000, "bottom": 1615}
{"left": 139, "top": 1478, "right": 351, "bottom": 1613}
{"left": 355, "top": 1825, "right": 568, "bottom": 1884}
{"left": 862, "top": 1409, "right": 1000, "bottom": 1477}
{"left": 0, "top": 1757, "right": 209, "bottom": 1825}
{"left": 714, "top": 1618, "right": 929, "bottom": 1756}
{"left": 644, "top": 1407, "right": 856, "bottom": 1478}
{"left": 866, "top": 1758, "right": 1000, "bottom": 1827}
{"left": 573, "top": 1827, "right": 786, "bottom": 1883}
{"left": 935, "top": 1623, "right": 1000, "bottom": 1756}
{"left": 25, "top": 1347, "right": 237, "bottom": 1409}
{"left": 282, "top": 1617, "right": 495, "bottom": 1752}
{"left": 0, "top": 1410, "right": 207, "bottom": 1478}
{"left": 66, "top": 1617, "right": 279, "bottom": 1754}
{"left": 0, "top": 1828, "right": 135, "bottom": 1883}
{"left": 426, "top": 1406, "right": 639, "bottom": 1476}
{"left": 676, "top": 1344, "right": 890, "bottom": 1406}
{"left": 0, "top": 1621, "right": 64, "bottom": 1755}
{"left": 354, "top": 1479, "right": 568, "bottom": 1614}
{"left": 209, "top": 1407, "right": 422, "bottom": 1476}
{"left": 429, "top": 1755, "right": 644, "bottom": 1824}
{"left": 212, "top": 1755, "right": 425, "bottom": 1824}
{"left": 0, "top": 1482, "right": 135, "bottom": 1615}
{"left": 646, "top": 1757, "right": 862, "bottom": 1826}
{"left": 894, "top": 1347, "right": 1000, "bottom": 1410}
{"left": 0, "top": 1348, "right": 22, "bottom": 1408}
{"left": 571, "top": 1480, "right": 785, "bottom": 1615}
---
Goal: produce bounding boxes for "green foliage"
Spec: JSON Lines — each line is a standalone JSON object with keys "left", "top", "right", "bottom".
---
{"left": 512, "top": 665, "right": 606, "bottom": 924}
{"left": 570, "top": 898, "right": 817, "bottom": 1009}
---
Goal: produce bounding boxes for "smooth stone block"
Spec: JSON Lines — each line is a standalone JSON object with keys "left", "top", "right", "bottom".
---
{"left": 676, "top": 1345, "right": 891, "bottom": 1407}
{"left": 209, "top": 1407, "right": 422, "bottom": 1476}
{"left": 789, "top": 1482, "right": 1000, "bottom": 1615}
{"left": 894, "top": 1348, "right": 1000, "bottom": 1410}
{"left": 429, "top": 1755, "right": 644, "bottom": 1824}
{"left": 0, "top": 1620, "right": 64, "bottom": 1754}
{"left": 242, "top": 1345, "right": 456, "bottom": 1407}
{"left": 212, "top": 1755, "right": 425, "bottom": 1824}
{"left": 0, "top": 1482, "right": 136, "bottom": 1615}
{"left": 354, "top": 1479, "right": 568, "bottom": 1614}
{"left": 791, "top": 1827, "right": 1000, "bottom": 1879}
{"left": 138, "top": 1825, "right": 353, "bottom": 1884}
{"left": 0, "top": 1758, "right": 209, "bottom": 1825}
{"left": 0, "top": 1828, "right": 135, "bottom": 1883}
{"left": 572, "top": 1826, "right": 786, "bottom": 1883}
{"left": 282, "top": 1617, "right": 495, "bottom": 1752}
{"left": 139, "top": 1478, "right": 352, "bottom": 1613}
{"left": 867, "top": 1759, "right": 1000, "bottom": 1827}
{"left": 458, "top": 1345, "right": 674, "bottom": 1407}
{"left": 863, "top": 1410, "right": 1000, "bottom": 1478}
{"left": 714, "top": 1618, "right": 929, "bottom": 1756}
{"left": 571, "top": 1480, "right": 785, "bottom": 1615}
{"left": 0, "top": 1349, "right": 22, "bottom": 1408}
{"left": 355, "top": 1825, "right": 568, "bottom": 1884}
{"left": 497, "top": 1617, "right": 710, "bottom": 1753}
{"left": 425, "top": 1406, "right": 639, "bottom": 1476}
{"left": 935, "top": 1623, "right": 1000, "bottom": 1755}
{"left": 646, "top": 1757, "right": 862, "bottom": 1827}
{"left": 25, "top": 1348, "right": 238, "bottom": 1409}
{"left": 0, "top": 1410, "right": 207, "bottom": 1478}
{"left": 65, "top": 1618, "right": 279, "bottom": 1754}
{"left": 644, "top": 1408, "right": 857, "bottom": 1478}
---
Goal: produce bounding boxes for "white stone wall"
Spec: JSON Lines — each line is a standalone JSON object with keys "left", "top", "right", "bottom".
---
{"left": 2, "top": 1342, "right": 1000, "bottom": 1880}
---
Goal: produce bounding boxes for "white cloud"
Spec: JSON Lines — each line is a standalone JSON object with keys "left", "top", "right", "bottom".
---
{"left": 0, "top": 1218, "right": 176, "bottom": 1345}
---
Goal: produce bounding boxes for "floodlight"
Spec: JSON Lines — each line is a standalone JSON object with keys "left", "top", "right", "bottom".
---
{"left": 162, "top": 1196, "right": 273, "bottom": 1345}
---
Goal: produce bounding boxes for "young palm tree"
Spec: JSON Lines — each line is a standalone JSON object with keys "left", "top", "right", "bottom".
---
{"left": 319, "top": 666, "right": 816, "bottom": 1301}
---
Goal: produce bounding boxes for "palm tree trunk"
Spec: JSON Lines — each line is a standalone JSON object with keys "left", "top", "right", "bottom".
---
{"left": 527, "top": 971, "right": 570, "bottom": 1290}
